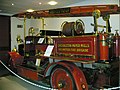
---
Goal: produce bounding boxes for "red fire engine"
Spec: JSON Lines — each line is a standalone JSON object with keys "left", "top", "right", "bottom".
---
{"left": 8, "top": 4, "right": 120, "bottom": 90}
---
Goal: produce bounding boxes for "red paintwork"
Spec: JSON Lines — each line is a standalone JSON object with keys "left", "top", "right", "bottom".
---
{"left": 9, "top": 52, "right": 38, "bottom": 80}
{"left": 45, "top": 61, "right": 88, "bottom": 90}
{"left": 54, "top": 36, "right": 98, "bottom": 61}
{"left": 8, "top": 52, "right": 23, "bottom": 67}
{"left": 8, "top": 33, "right": 120, "bottom": 89}
{"left": 113, "top": 36, "right": 120, "bottom": 57}
{"left": 35, "top": 44, "right": 48, "bottom": 54}
{"left": 8, "top": 4, "right": 120, "bottom": 89}
{"left": 9, "top": 52, "right": 22, "bottom": 60}
{"left": 51, "top": 68, "right": 74, "bottom": 90}
{"left": 13, "top": 5, "right": 119, "bottom": 18}
{"left": 99, "top": 33, "right": 109, "bottom": 60}
{"left": 17, "top": 65, "right": 38, "bottom": 81}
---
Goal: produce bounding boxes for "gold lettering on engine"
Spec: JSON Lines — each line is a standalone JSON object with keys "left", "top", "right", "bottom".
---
{"left": 58, "top": 44, "right": 89, "bottom": 48}
{"left": 76, "top": 49, "right": 88, "bottom": 52}
{"left": 58, "top": 43, "right": 90, "bottom": 53}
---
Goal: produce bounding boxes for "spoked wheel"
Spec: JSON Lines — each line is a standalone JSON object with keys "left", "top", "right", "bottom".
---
{"left": 50, "top": 66, "right": 76, "bottom": 90}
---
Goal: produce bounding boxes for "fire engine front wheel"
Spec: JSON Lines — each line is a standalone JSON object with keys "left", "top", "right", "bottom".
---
{"left": 50, "top": 66, "right": 76, "bottom": 90}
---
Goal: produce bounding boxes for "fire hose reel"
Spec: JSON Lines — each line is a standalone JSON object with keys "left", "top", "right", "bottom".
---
{"left": 61, "top": 19, "right": 85, "bottom": 36}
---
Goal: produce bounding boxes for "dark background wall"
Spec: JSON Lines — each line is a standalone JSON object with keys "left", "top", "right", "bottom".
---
{"left": 0, "top": 15, "right": 11, "bottom": 64}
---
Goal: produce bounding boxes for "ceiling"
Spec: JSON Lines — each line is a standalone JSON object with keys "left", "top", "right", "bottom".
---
{"left": 0, "top": 0, "right": 82, "bottom": 16}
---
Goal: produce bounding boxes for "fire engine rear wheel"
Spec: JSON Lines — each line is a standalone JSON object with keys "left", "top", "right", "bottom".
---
{"left": 50, "top": 66, "right": 76, "bottom": 90}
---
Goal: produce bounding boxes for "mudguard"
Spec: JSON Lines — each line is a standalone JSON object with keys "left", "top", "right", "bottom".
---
{"left": 44, "top": 61, "right": 88, "bottom": 90}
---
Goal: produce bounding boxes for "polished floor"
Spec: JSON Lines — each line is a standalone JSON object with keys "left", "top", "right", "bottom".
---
{"left": 0, "top": 62, "right": 120, "bottom": 90}
{"left": 0, "top": 64, "right": 49, "bottom": 90}
{"left": 0, "top": 75, "right": 48, "bottom": 90}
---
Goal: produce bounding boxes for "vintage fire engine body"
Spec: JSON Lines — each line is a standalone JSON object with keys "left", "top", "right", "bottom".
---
{"left": 9, "top": 5, "right": 120, "bottom": 90}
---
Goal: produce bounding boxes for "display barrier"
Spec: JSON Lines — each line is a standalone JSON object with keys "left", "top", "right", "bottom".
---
{"left": 0, "top": 60, "right": 120, "bottom": 90}
{"left": 0, "top": 60, "right": 56, "bottom": 90}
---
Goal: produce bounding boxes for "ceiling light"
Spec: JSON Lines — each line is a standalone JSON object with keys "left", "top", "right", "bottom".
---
{"left": 48, "top": 1, "right": 58, "bottom": 5}
{"left": 39, "top": 2, "right": 42, "bottom": 5}
{"left": 11, "top": 3, "right": 14, "bottom": 6}
{"left": 26, "top": 9, "right": 34, "bottom": 12}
